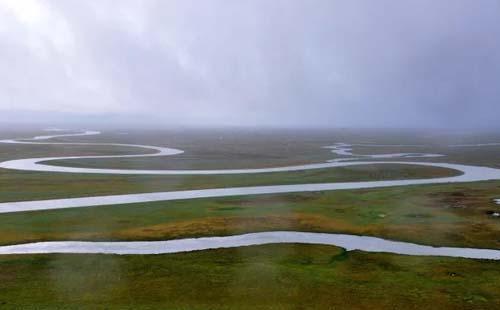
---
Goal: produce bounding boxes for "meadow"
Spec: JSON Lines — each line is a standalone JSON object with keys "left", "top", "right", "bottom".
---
{"left": 0, "top": 128, "right": 499, "bottom": 309}
{"left": 1, "top": 245, "right": 499, "bottom": 309}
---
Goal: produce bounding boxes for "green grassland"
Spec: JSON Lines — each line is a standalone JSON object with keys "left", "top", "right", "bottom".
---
{"left": 0, "top": 181, "right": 499, "bottom": 249}
{"left": 45, "top": 142, "right": 500, "bottom": 170}
{"left": 351, "top": 144, "right": 500, "bottom": 169}
{"left": 5, "top": 128, "right": 500, "bottom": 172}
{"left": 31, "top": 129, "right": 500, "bottom": 169}
{"left": 0, "top": 164, "right": 459, "bottom": 202}
{"left": 1, "top": 129, "right": 500, "bottom": 309}
{"left": 0, "top": 244, "right": 499, "bottom": 309}
{"left": 0, "top": 129, "right": 337, "bottom": 169}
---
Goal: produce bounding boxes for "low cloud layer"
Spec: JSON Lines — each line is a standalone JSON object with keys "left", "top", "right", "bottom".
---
{"left": 1, "top": 0, "right": 499, "bottom": 128}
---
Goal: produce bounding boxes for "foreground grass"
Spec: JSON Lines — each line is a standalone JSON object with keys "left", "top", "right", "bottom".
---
{"left": 0, "top": 163, "right": 458, "bottom": 202}
{"left": 0, "top": 244, "right": 498, "bottom": 309}
{"left": 1, "top": 181, "right": 499, "bottom": 249}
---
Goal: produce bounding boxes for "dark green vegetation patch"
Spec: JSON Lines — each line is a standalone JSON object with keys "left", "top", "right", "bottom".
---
{"left": 0, "top": 181, "right": 499, "bottom": 249}
{"left": 0, "top": 244, "right": 499, "bottom": 309}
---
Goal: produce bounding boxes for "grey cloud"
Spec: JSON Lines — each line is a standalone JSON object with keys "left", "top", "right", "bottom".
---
{"left": 0, "top": 0, "right": 499, "bottom": 128}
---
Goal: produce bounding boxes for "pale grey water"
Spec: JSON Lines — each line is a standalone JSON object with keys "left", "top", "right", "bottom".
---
{"left": 0, "top": 130, "right": 499, "bottom": 258}
{"left": 324, "top": 142, "right": 444, "bottom": 161}
{"left": 0, "top": 231, "right": 498, "bottom": 260}
{"left": 0, "top": 162, "right": 498, "bottom": 214}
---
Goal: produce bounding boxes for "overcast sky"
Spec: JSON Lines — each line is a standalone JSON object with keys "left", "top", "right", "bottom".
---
{"left": 0, "top": 0, "right": 499, "bottom": 128}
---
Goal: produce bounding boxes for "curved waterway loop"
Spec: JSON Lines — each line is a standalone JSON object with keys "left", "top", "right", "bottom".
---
{"left": 0, "top": 130, "right": 500, "bottom": 259}
{"left": 1, "top": 130, "right": 500, "bottom": 214}
{"left": 0, "top": 232, "right": 499, "bottom": 260}
{"left": 0, "top": 130, "right": 471, "bottom": 175}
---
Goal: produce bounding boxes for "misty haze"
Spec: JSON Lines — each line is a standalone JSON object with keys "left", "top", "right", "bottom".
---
{"left": 0, "top": 1, "right": 499, "bottom": 309}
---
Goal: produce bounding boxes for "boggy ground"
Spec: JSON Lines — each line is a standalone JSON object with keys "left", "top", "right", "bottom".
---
{"left": 5, "top": 128, "right": 500, "bottom": 170}
{"left": 0, "top": 127, "right": 500, "bottom": 309}
{"left": 0, "top": 244, "right": 499, "bottom": 309}
{"left": 0, "top": 128, "right": 337, "bottom": 168}
{"left": 33, "top": 128, "right": 500, "bottom": 169}
{"left": 0, "top": 163, "right": 458, "bottom": 202}
{"left": 0, "top": 181, "right": 499, "bottom": 249}
{"left": 1, "top": 128, "right": 500, "bottom": 309}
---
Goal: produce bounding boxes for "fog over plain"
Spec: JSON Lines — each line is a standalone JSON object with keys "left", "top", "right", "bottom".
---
{"left": 0, "top": 0, "right": 499, "bottom": 129}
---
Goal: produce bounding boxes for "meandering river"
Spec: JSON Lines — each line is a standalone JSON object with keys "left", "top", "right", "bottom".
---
{"left": 0, "top": 130, "right": 499, "bottom": 259}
